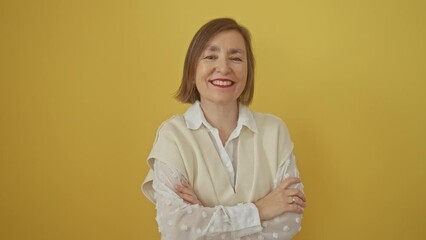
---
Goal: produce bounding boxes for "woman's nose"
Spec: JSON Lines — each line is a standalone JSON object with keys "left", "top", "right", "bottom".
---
{"left": 216, "top": 57, "right": 231, "bottom": 74}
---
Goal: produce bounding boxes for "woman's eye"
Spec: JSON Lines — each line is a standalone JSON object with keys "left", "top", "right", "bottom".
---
{"left": 230, "top": 57, "right": 243, "bottom": 62}
{"left": 204, "top": 55, "right": 217, "bottom": 60}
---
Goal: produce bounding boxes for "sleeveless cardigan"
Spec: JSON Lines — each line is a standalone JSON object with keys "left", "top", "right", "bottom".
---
{"left": 142, "top": 111, "right": 294, "bottom": 207}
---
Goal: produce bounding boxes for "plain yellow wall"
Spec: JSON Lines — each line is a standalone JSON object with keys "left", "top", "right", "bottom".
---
{"left": 1, "top": 0, "right": 425, "bottom": 239}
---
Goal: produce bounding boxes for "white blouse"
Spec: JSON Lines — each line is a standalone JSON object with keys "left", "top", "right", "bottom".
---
{"left": 151, "top": 102, "right": 304, "bottom": 239}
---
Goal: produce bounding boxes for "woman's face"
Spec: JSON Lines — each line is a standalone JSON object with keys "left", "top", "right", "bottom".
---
{"left": 194, "top": 30, "right": 248, "bottom": 106}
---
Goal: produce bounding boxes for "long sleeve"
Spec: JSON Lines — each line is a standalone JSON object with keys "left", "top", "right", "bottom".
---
{"left": 257, "top": 153, "right": 304, "bottom": 240}
{"left": 153, "top": 153, "right": 304, "bottom": 240}
{"left": 153, "top": 160, "right": 262, "bottom": 240}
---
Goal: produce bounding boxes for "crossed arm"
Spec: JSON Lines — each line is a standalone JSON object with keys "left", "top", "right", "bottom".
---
{"left": 177, "top": 177, "right": 306, "bottom": 221}
{"left": 153, "top": 154, "right": 306, "bottom": 239}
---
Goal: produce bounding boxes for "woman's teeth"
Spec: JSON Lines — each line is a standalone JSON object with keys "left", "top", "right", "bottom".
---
{"left": 211, "top": 80, "right": 233, "bottom": 86}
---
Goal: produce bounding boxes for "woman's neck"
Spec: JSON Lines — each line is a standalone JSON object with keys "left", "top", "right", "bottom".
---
{"left": 199, "top": 100, "right": 239, "bottom": 134}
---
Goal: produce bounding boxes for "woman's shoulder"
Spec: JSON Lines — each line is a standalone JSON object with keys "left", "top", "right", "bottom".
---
{"left": 149, "top": 114, "right": 189, "bottom": 148}
{"left": 251, "top": 110, "right": 288, "bottom": 128}
{"left": 155, "top": 114, "right": 187, "bottom": 134}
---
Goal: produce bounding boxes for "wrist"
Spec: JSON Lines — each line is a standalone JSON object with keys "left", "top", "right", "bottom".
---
{"left": 254, "top": 201, "right": 265, "bottom": 221}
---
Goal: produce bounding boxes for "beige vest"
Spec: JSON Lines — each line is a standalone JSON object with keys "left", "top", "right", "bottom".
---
{"left": 142, "top": 112, "right": 293, "bottom": 207}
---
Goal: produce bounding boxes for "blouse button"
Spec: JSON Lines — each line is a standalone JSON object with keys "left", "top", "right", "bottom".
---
{"left": 283, "top": 225, "right": 290, "bottom": 232}
{"left": 272, "top": 232, "right": 278, "bottom": 239}
{"left": 295, "top": 217, "right": 301, "bottom": 223}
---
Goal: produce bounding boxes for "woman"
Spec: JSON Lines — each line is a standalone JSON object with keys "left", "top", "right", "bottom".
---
{"left": 142, "top": 18, "right": 306, "bottom": 240}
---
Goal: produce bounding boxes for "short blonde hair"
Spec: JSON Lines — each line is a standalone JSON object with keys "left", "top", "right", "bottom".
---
{"left": 175, "top": 18, "right": 255, "bottom": 105}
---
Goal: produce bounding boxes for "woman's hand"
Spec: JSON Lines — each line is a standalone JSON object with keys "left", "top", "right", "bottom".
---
{"left": 255, "top": 177, "right": 306, "bottom": 221}
{"left": 175, "top": 179, "right": 204, "bottom": 206}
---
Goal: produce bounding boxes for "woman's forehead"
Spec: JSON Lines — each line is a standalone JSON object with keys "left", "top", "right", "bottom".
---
{"left": 205, "top": 30, "right": 243, "bottom": 43}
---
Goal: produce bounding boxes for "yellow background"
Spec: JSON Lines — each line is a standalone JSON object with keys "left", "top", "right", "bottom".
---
{"left": 1, "top": 0, "right": 425, "bottom": 239}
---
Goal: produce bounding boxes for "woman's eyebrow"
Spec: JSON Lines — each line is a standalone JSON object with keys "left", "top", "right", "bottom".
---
{"left": 205, "top": 45, "right": 220, "bottom": 52}
{"left": 228, "top": 48, "right": 245, "bottom": 54}
{"left": 205, "top": 45, "right": 245, "bottom": 54}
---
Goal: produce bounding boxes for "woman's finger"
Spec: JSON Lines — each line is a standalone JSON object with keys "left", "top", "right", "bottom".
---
{"left": 286, "top": 203, "right": 304, "bottom": 214}
{"left": 286, "top": 195, "right": 306, "bottom": 208}
{"left": 291, "top": 196, "right": 307, "bottom": 208}
{"left": 285, "top": 189, "right": 306, "bottom": 202}
{"left": 181, "top": 179, "right": 191, "bottom": 188}
{"left": 179, "top": 192, "right": 197, "bottom": 204}
{"left": 176, "top": 185, "right": 197, "bottom": 197}
{"left": 179, "top": 180, "right": 197, "bottom": 194}
{"left": 175, "top": 182, "right": 203, "bottom": 206}
{"left": 279, "top": 177, "right": 301, "bottom": 189}
{"left": 180, "top": 192, "right": 202, "bottom": 205}
{"left": 176, "top": 190, "right": 193, "bottom": 201}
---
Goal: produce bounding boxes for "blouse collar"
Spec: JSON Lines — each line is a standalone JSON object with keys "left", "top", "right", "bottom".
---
{"left": 183, "top": 100, "right": 258, "bottom": 133}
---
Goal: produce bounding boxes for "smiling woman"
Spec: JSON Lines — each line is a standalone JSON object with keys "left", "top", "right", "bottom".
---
{"left": 141, "top": 18, "right": 306, "bottom": 240}
{"left": 195, "top": 30, "right": 248, "bottom": 108}
{"left": 175, "top": 18, "right": 255, "bottom": 106}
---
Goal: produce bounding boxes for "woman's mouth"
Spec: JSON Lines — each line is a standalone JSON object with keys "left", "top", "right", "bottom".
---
{"left": 209, "top": 79, "right": 235, "bottom": 88}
